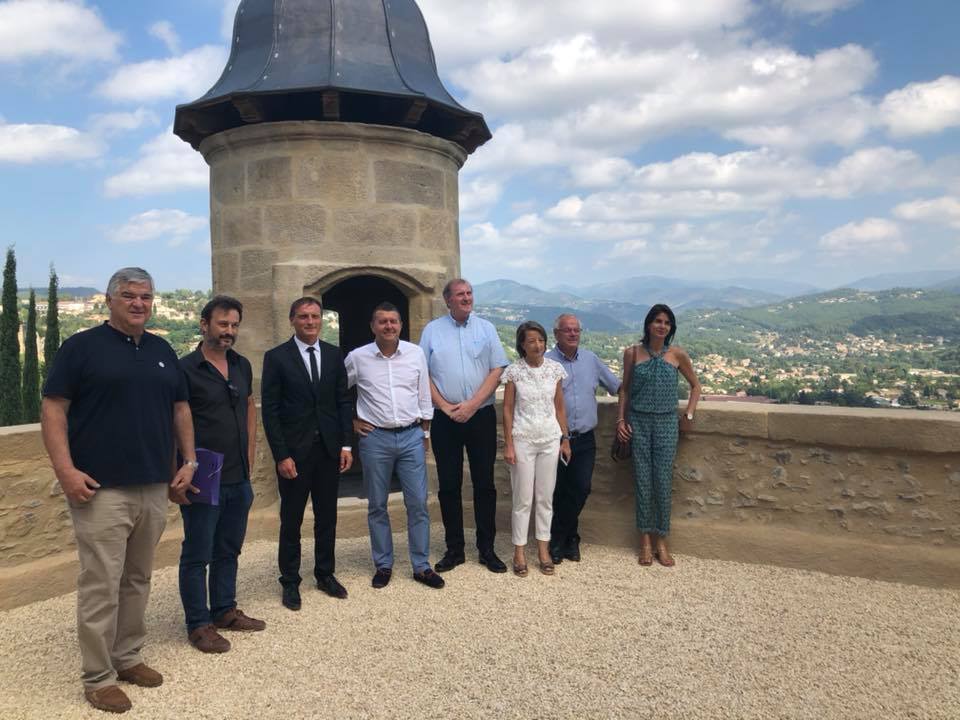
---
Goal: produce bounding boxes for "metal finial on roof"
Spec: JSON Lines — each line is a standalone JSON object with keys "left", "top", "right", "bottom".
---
{"left": 173, "top": 0, "right": 491, "bottom": 153}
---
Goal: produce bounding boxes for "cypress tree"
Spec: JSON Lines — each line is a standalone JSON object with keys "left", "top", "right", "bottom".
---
{"left": 22, "top": 289, "right": 40, "bottom": 423}
{"left": 42, "top": 264, "right": 60, "bottom": 382}
{"left": 0, "top": 247, "right": 22, "bottom": 425}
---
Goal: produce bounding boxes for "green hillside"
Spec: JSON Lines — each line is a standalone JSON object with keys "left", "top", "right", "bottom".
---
{"left": 687, "top": 288, "right": 960, "bottom": 341}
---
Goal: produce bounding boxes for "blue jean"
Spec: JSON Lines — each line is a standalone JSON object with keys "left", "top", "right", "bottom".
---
{"left": 359, "top": 427, "right": 431, "bottom": 573}
{"left": 178, "top": 482, "right": 254, "bottom": 632}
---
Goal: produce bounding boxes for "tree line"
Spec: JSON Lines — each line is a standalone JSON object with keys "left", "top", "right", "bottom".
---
{"left": 0, "top": 247, "right": 61, "bottom": 427}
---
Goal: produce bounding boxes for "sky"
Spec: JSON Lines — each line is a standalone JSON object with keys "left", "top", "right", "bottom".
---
{"left": 2, "top": 0, "right": 960, "bottom": 292}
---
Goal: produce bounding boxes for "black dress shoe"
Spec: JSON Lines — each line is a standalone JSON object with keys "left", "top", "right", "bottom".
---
{"left": 281, "top": 585, "right": 301, "bottom": 611}
{"left": 549, "top": 544, "right": 565, "bottom": 565}
{"left": 478, "top": 550, "right": 508, "bottom": 573}
{"left": 316, "top": 574, "right": 348, "bottom": 599}
{"left": 434, "top": 552, "right": 465, "bottom": 573}
{"left": 565, "top": 536, "right": 581, "bottom": 562}
{"left": 413, "top": 568, "right": 445, "bottom": 589}
{"left": 372, "top": 567, "right": 392, "bottom": 589}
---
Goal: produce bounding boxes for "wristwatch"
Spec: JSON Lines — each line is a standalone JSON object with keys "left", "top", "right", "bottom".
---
{"left": 685, "top": 413, "right": 694, "bottom": 421}
{"left": 423, "top": 430, "right": 431, "bottom": 439}
{"left": 184, "top": 459, "right": 200, "bottom": 469}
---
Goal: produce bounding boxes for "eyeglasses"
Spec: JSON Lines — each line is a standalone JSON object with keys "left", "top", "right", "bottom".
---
{"left": 227, "top": 382, "right": 240, "bottom": 408}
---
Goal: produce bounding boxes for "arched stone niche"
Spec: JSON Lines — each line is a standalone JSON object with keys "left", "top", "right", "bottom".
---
{"left": 307, "top": 266, "right": 437, "bottom": 354}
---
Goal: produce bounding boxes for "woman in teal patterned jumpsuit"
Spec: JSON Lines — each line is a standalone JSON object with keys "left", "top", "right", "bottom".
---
{"left": 616, "top": 304, "right": 701, "bottom": 567}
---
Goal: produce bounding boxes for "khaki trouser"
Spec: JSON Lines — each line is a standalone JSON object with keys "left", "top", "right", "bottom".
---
{"left": 68, "top": 484, "right": 168, "bottom": 690}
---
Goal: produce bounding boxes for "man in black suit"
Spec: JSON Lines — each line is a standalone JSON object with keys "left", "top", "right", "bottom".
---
{"left": 261, "top": 297, "right": 353, "bottom": 610}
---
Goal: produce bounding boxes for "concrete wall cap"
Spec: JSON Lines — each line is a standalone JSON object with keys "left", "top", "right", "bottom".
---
{"left": 595, "top": 397, "right": 960, "bottom": 453}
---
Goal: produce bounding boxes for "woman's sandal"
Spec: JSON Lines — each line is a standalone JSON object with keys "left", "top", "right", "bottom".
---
{"left": 638, "top": 545, "right": 653, "bottom": 566}
{"left": 539, "top": 560, "right": 555, "bottom": 576}
{"left": 513, "top": 562, "right": 528, "bottom": 577}
{"left": 653, "top": 548, "right": 675, "bottom": 567}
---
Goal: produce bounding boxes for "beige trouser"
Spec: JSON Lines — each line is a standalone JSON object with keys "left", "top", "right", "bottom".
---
{"left": 68, "top": 484, "right": 168, "bottom": 690}
{"left": 509, "top": 437, "right": 561, "bottom": 546}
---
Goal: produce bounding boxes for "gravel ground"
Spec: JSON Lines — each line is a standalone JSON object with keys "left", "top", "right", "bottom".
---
{"left": 1, "top": 527, "right": 958, "bottom": 720}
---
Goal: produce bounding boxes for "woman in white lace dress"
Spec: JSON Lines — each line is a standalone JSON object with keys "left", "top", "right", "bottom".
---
{"left": 503, "top": 321, "right": 572, "bottom": 576}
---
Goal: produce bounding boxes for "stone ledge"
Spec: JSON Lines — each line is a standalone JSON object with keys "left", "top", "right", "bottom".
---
{"left": 595, "top": 398, "right": 960, "bottom": 453}
{"left": 200, "top": 121, "right": 467, "bottom": 168}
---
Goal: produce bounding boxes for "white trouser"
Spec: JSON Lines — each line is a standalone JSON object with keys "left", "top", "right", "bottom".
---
{"left": 509, "top": 437, "right": 561, "bottom": 546}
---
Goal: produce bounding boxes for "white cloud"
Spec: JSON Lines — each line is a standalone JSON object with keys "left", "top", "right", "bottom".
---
{"left": 461, "top": 222, "right": 546, "bottom": 272}
{"left": 570, "top": 157, "right": 635, "bottom": 188}
{"left": 97, "top": 45, "right": 227, "bottom": 103}
{"left": 465, "top": 123, "right": 572, "bottom": 176}
{"left": 459, "top": 178, "right": 503, "bottom": 219}
{"left": 419, "top": 0, "right": 754, "bottom": 68}
{"left": 723, "top": 96, "right": 874, "bottom": 149}
{"left": 893, "top": 196, "right": 960, "bottom": 230}
{"left": 149, "top": 20, "right": 181, "bottom": 55}
{"left": 0, "top": 0, "right": 120, "bottom": 62}
{"left": 458, "top": 42, "right": 876, "bottom": 148}
{"left": 809, "top": 147, "right": 930, "bottom": 198}
{"left": 104, "top": 129, "right": 208, "bottom": 197}
{"left": 632, "top": 149, "right": 808, "bottom": 193}
{"left": 777, "top": 0, "right": 860, "bottom": 16}
{"left": 819, "top": 218, "right": 906, "bottom": 256}
{"left": 547, "top": 189, "right": 774, "bottom": 221}
{"left": 89, "top": 108, "right": 160, "bottom": 135}
{"left": 608, "top": 239, "right": 650, "bottom": 259}
{"left": 569, "top": 146, "right": 934, "bottom": 201}
{"left": 108, "top": 209, "right": 207, "bottom": 245}
{"left": 0, "top": 122, "right": 103, "bottom": 163}
{"left": 881, "top": 75, "right": 960, "bottom": 137}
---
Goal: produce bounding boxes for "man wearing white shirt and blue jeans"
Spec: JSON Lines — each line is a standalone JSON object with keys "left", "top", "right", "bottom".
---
{"left": 345, "top": 303, "right": 444, "bottom": 589}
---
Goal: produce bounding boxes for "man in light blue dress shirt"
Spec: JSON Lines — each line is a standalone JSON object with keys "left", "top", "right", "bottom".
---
{"left": 545, "top": 313, "right": 621, "bottom": 564}
{"left": 419, "top": 279, "right": 510, "bottom": 573}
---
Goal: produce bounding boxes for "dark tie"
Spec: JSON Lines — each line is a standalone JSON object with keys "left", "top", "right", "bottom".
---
{"left": 307, "top": 346, "right": 320, "bottom": 387}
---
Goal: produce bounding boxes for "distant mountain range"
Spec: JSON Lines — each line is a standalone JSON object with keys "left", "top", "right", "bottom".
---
{"left": 474, "top": 274, "right": 960, "bottom": 334}
{"left": 843, "top": 270, "right": 960, "bottom": 292}
{"left": 17, "top": 286, "right": 100, "bottom": 299}
{"left": 690, "top": 287, "right": 960, "bottom": 341}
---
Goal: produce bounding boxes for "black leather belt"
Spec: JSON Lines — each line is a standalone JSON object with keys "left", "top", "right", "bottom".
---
{"left": 375, "top": 421, "right": 421, "bottom": 433}
{"left": 568, "top": 430, "right": 594, "bottom": 439}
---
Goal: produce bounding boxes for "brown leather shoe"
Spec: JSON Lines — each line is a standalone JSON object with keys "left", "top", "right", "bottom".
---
{"left": 188, "top": 624, "right": 231, "bottom": 653}
{"left": 84, "top": 685, "right": 132, "bottom": 713}
{"left": 214, "top": 607, "right": 266, "bottom": 632}
{"left": 116, "top": 662, "right": 163, "bottom": 688}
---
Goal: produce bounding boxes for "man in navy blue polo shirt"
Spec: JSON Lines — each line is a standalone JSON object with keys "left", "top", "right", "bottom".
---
{"left": 176, "top": 295, "right": 265, "bottom": 655}
{"left": 546, "top": 314, "right": 621, "bottom": 565}
{"left": 41, "top": 267, "right": 198, "bottom": 715}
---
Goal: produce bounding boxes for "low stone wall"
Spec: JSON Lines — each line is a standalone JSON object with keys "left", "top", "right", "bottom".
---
{"left": 514, "top": 400, "right": 960, "bottom": 589}
{"left": 586, "top": 400, "right": 960, "bottom": 547}
{"left": 2, "top": 402, "right": 958, "bottom": 608}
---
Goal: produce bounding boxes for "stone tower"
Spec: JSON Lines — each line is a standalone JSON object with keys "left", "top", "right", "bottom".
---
{"left": 174, "top": 0, "right": 490, "bottom": 373}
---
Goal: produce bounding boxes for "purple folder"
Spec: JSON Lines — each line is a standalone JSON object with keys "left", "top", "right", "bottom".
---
{"left": 191, "top": 448, "right": 224, "bottom": 505}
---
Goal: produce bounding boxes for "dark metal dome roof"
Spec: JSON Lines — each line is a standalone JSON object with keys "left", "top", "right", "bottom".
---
{"left": 173, "top": 0, "right": 491, "bottom": 153}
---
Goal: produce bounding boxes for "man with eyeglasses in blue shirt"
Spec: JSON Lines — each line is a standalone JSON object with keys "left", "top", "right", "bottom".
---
{"left": 546, "top": 314, "right": 621, "bottom": 565}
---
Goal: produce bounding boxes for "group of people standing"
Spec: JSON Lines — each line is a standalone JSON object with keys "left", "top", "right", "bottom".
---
{"left": 39, "top": 267, "right": 700, "bottom": 714}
